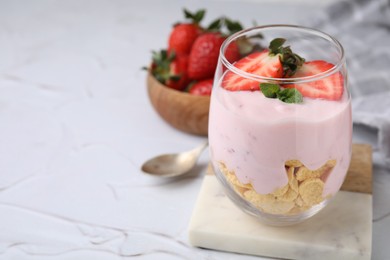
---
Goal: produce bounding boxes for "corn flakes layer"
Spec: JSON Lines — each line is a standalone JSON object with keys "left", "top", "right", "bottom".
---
{"left": 219, "top": 159, "right": 337, "bottom": 215}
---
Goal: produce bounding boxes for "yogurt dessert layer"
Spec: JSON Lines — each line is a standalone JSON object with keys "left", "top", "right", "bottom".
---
{"left": 210, "top": 87, "right": 352, "bottom": 196}
{"left": 209, "top": 86, "right": 351, "bottom": 214}
{"left": 209, "top": 37, "right": 351, "bottom": 216}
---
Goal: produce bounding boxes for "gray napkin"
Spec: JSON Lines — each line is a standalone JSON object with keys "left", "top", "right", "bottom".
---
{"left": 300, "top": 0, "right": 390, "bottom": 168}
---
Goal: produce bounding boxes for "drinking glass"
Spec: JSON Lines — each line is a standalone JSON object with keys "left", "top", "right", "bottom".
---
{"left": 209, "top": 25, "right": 351, "bottom": 226}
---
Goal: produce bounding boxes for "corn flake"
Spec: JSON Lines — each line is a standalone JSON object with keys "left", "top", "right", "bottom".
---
{"left": 271, "top": 183, "right": 289, "bottom": 197}
{"left": 299, "top": 178, "right": 325, "bottom": 206}
{"left": 287, "top": 166, "right": 299, "bottom": 192}
{"left": 285, "top": 160, "right": 303, "bottom": 167}
{"left": 243, "top": 190, "right": 275, "bottom": 204}
{"left": 277, "top": 187, "right": 298, "bottom": 202}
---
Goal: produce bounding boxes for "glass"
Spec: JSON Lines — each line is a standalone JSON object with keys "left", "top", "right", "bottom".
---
{"left": 209, "top": 25, "right": 352, "bottom": 226}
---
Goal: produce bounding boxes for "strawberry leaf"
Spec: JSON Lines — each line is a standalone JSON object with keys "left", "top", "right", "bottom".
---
{"left": 225, "top": 18, "right": 243, "bottom": 34}
{"left": 150, "top": 49, "right": 180, "bottom": 84}
{"left": 167, "top": 50, "right": 176, "bottom": 61}
{"left": 236, "top": 37, "right": 255, "bottom": 56}
{"left": 248, "top": 33, "right": 264, "bottom": 39}
{"left": 184, "top": 9, "right": 205, "bottom": 24}
{"left": 169, "top": 75, "right": 181, "bottom": 81}
{"left": 207, "top": 18, "right": 223, "bottom": 31}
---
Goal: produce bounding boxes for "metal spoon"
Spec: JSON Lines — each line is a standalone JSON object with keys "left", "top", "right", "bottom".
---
{"left": 141, "top": 141, "right": 208, "bottom": 177}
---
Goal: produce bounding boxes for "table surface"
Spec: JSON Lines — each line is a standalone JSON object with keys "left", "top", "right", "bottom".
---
{"left": 0, "top": 0, "right": 389, "bottom": 259}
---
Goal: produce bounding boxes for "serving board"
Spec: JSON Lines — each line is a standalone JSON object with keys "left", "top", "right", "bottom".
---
{"left": 188, "top": 144, "right": 372, "bottom": 260}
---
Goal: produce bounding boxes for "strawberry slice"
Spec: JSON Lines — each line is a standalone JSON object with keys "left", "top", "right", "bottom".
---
{"left": 222, "top": 50, "right": 283, "bottom": 91}
{"left": 287, "top": 60, "right": 344, "bottom": 100}
{"left": 222, "top": 38, "right": 305, "bottom": 91}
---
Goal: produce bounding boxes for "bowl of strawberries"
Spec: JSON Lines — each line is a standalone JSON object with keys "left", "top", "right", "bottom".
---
{"left": 146, "top": 9, "right": 250, "bottom": 136}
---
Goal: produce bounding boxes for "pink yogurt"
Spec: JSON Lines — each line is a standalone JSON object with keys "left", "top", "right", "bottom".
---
{"left": 209, "top": 83, "right": 352, "bottom": 197}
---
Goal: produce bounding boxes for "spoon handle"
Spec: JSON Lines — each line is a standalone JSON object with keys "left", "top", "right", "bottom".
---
{"left": 192, "top": 141, "right": 209, "bottom": 155}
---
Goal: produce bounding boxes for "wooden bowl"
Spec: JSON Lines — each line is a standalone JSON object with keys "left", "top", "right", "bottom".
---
{"left": 146, "top": 72, "right": 210, "bottom": 136}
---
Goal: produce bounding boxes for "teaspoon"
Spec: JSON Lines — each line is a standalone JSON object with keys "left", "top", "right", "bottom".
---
{"left": 141, "top": 141, "right": 208, "bottom": 177}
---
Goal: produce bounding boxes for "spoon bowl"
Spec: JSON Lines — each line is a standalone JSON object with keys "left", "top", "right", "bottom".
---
{"left": 141, "top": 141, "right": 208, "bottom": 177}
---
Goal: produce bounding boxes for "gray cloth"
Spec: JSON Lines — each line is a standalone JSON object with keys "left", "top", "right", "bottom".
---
{"left": 300, "top": 0, "right": 390, "bottom": 168}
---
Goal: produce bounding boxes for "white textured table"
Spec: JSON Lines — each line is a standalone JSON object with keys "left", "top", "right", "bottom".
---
{"left": 0, "top": 0, "right": 389, "bottom": 259}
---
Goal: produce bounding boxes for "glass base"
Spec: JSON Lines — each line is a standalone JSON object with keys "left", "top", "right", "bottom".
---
{"left": 214, "top": 165, "right": 330, "bottom": 226}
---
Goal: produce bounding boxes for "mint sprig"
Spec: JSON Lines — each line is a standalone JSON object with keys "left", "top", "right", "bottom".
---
{"left": 260, "top": 83, "right": 303, "bottom": 104}
{"left": 269, "top": 38, "right": 286, "bottom": 54}
{"left": 268, "top": 38, "right": 305, "bottom": 77}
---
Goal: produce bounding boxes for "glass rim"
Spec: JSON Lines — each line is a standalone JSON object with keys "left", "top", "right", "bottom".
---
{"left": 220, "top": 24, "right": 346, "bottom": 84}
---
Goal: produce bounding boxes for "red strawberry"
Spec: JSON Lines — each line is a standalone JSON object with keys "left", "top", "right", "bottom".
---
{"left": 222, "top": 50, "right": 283, "bottom": 91}
{"left": 188, "top": 32, "right": 226, "bottom": 80}
{"left": 166, "top": 55, "right": 189, "bottom": 90}
{"left": 222, "top": 38, "right": 305, "bottom": 91}
{"left": 225, "top": 41, "right": 240, "bottom": 63}
{"left": 287, "top": 60, "right": 344, "bottom": 100}
{"left": 151, "top": 50, "right": 189, "bottom": 91}
{"left": 168, "top": 9, "right": 205, "bottom": 56}
{"left": 168, "top": 23, "right": 202, "bottom": 56}
{"left": 189, "top": 78, "right": 213, "bottom": 96}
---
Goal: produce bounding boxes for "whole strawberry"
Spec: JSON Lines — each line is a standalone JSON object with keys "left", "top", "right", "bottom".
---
{"left": 188, "top": 32, "right": 226, "bottom": 80}
{"left": 225, "top": 41, "right": 240, "bottom": 63}
{"left": 166, "top": 55, "right": 189, "bottom": 90}
{"left": 168, "top": 9, "right": 204, "bottom": 56}
{"left": 151, "top": 50, "right": 189, "bottom": 91}
{"left": 187, "top": 17, "right": 244, "bottom": 80}
{"left": 189, "top": 78, "right": 214, "bottom": 96}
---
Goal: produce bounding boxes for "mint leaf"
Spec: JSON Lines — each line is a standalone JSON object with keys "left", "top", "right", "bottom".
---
{"left": 280, "top": 47, "right": 305, "bottom": 77}
{"left": 277, "top": 88, "right": 303, "bottom": 104}
{"left": 267, "top": 38, "right": 305, "bottom": 77}
{"left": 260, "top": 83, "right": 280, "bottom": 98}
{"left": 269, "top": 38, "right": 286, "bottom": 54}
{"left": 260, "top": 83, "right": 303, "bottom": 104}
